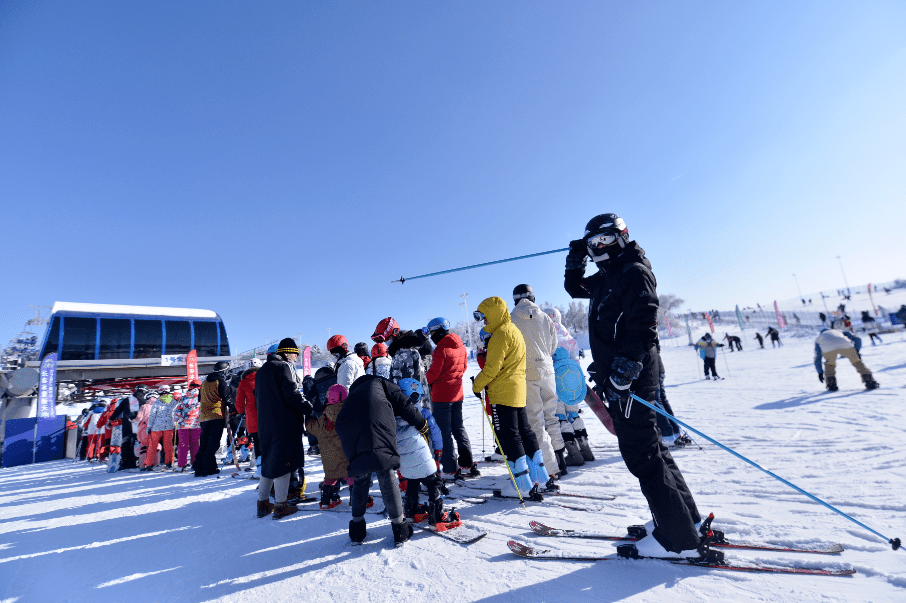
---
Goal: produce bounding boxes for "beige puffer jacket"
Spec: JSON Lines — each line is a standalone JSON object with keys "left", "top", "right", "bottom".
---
{"left": 510, "top": 298, "right": 558, "bottom": 380}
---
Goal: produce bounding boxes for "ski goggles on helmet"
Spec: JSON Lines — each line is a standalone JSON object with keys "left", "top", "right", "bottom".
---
{"left": 586, "top": 231, "right": 619, "bottom": 249}
{"left": 371, "top": 333, "right": 389, "bottom": 343}
{"left": 473, "top": 311, "right": 486, "bottom": 322}
{"left": 422, "top": 318, "right": 451, "bottom": 336}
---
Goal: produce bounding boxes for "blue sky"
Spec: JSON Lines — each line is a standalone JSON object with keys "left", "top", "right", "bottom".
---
{"left": 2, "top": 1, "right": 904, "bottom": 354}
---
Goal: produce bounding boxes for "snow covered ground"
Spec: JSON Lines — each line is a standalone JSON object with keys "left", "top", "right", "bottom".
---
{"left": 2, "top": 324, "right": 905, "bottom": 602}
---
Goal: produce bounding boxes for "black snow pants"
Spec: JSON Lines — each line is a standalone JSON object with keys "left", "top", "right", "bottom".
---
{"left": 433, "top": 401, "right": 473, "bottom": 473}
{"left": 606, "top": 346, "right": 702, "bottom": 552}
{"left": 193, "top": 419, "right": 225, "bottom": 476}
{"left": 491, "top": 404, "right": 540, "bottom": 463}
{"left": 703, "top": 357, "right": 718, "bottom": 377}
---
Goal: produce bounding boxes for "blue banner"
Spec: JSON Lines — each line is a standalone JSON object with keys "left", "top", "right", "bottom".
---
{"left": 736, "top": 305, "right": 746, "bottom": 330}
{"left": 38, "top": 352, "right": 58, "bottom": 419}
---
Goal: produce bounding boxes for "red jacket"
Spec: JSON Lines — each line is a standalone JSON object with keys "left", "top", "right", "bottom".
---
{"left": 235, "top": 370, "right": 258, "bottom": 433}
{"left": 425, "top": 333, "right": 467, "bottom": 403}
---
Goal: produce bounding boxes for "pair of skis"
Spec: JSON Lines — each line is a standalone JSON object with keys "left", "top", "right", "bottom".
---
{"left": 509, "top": 521, "right": 854, "bottom": 576}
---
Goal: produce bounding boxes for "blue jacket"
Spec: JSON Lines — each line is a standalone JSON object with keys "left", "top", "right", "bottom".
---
{"left": 418, "top": 404, "right": 443, "bottom": 451}
{"left": 395, "top": 408, "right": 435, "bottom": 480}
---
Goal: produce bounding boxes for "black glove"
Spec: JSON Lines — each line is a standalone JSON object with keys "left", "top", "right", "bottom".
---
{"left": 300, "top": 399, "right": 314, "bottom": 417}
{"left": 605, "top": 356, "right": 644, "bottom": 416}
{"left": 818, "top": 373, "right": 824, "bottom": 383}
{"left": 566, "top": 239, "right": 588, "bottom": 270}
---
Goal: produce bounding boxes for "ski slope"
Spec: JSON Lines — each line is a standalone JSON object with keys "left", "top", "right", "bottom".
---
{"left": 1, "top": 326, "right": 905, "bottom": 602}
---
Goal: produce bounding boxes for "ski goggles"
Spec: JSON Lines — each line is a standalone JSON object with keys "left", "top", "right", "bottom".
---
{"left": 370, "top": 333, "right": 388, "bottom": 343}
{"left": 473, "top": 311, "right": 486, "bottom": 322}
{"left": 586, "top": 232, "right": 619, "bottom": 249}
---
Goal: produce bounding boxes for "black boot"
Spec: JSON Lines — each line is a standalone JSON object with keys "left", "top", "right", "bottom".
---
{"left": 349, "top": 519, "right": 367, "bottom": 543}
{"left": 861, "top": 374, "right": 880, "bottom": 390}
{"left": 392, "top": 521, "right": 413, "bottom": 546}
{"left": 826, "top": 375, "right": 838, "bottom": 391}
{"left": 563, "top": 438, "right": 585, "bottom": 467}
{"left": 555, "top": 448, "right": 568, "bottom": 477}
{"left": 575, "top": 430, "right": 596, "bottom": 462}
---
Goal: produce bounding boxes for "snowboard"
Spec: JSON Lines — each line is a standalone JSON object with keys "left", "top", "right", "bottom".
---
{"left": 583, "top": 389, "right": 616, "bottom": 436}
{"left": 419, "top": 522, "right": 489, "bottom": 544}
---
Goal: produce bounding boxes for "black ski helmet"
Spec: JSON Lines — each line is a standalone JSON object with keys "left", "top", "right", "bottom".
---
{"left": 583, "top": 213, "right": 628, "bottom": 262}
{"left": 513, "top": 284, "right": 535, "bottom": 304}
{"left": 354, "top": 342, "right": 370, "bottom": 357}
{"left": 213, "top": 361, "right": 230, "bottom": 373}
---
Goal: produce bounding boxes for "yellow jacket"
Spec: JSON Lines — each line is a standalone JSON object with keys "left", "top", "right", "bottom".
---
{"left": 472, "top": 297, "right": 527, "bottom": 408}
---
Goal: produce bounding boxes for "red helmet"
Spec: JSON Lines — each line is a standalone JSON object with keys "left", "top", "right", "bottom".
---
{"left": 371, "top": 317, "right": 400, "bottom": 343}
{"left": 326, "top": 334, "right": 349, "bottom": 352}
{"left": 371, "top": 343, "right": 388, "bottom": 358}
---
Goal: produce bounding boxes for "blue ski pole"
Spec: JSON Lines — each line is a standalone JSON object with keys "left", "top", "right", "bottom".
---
{"left": 391, "top": 247, "right": 569, "bottom": 284}
{"left": 628, "top": 392, "right": 902, "bottom": 551}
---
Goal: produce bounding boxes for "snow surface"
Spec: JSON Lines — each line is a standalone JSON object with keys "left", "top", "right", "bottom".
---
{"left": 2, "top": 324, "right": 906, "bottom": 602}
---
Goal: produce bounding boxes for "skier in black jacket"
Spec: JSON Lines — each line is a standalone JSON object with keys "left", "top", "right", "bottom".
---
{"left": 564, "top": 213, "right": 702, "bottom": 555}
{"left": 335, "top": 374, "right": 430, "bottom": 546}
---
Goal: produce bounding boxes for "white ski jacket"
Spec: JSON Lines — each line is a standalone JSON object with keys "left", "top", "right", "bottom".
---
{"left": 336, "top": 353, "right": 365, "bottom": 390}
{"left": 510, "top": 298, "right": 558, "bottom": 380}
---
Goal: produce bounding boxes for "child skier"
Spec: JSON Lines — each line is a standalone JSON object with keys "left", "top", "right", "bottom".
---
{"left": 696, "top": 334, "right": 724, "bottom": 380}
{"left": 396, "top": 378, "right": 460, "bottom": 531}
{"left": 306, "top": 384, "right": 354, "bottom": 510}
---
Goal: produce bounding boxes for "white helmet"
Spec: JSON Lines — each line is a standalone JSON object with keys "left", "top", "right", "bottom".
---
{"left": 248, "top": 358, "right": 263, "bottom": 369}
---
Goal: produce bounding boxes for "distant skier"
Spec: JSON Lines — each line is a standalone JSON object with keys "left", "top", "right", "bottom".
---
{"left": 696, "top": 334, "right": 724, "bottom": 380}
{"left": 814, "top": 328, "right": 879, "bottom": 391}
{"left": 897, "top": 305, "right": 906, "bottom": 328}
{"left": 753, "top": 332, "right": 764, "bottom": 348}
{"left": 723, "top": 333, "right": 742, "bottom": 352}
{"left": 172, "top": 382, "right": 201, "bottom": 472}
{"left": 860, "top": 311, "right": 882, "bottom": 345}
{"left": 765, "top": 326, "right": 782, "bottom": 347}
{"left": 564, "top": 212, "right": 703, "bottom": 556}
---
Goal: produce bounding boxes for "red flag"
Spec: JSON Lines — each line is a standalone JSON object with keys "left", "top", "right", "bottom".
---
{"left": 705, "top": 313, "right": 715, "bottom": 333}
{"left": 187, "top": 350, "right": 198, "bottom": 385}
{"left": 773, "top": 301, "right": 786, "bottom": 329}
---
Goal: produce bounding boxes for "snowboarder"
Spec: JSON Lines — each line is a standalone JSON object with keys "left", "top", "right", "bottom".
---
{"left": 194, "top": 361, "right": 231, "bottom": 477}
{"left": 723, "top": 333, "right": 743, "bottom": 352}
{"left": 860, "top": 311, "right": 882, "bottom": 345}
{"left": 509, "top": 285, "right": 562, "bottom": 481}
{"left": 754, "top": 332, "right": 764, "bottom": 348}
{"left": 254, "top": 338, "right": 313, "bottom": 519}
{"left": 696, "top": 334, "right": 724, "bottom": 380}
{"left": 564, "top": 212, "right": 703, "bottom": 556}
{"left": 335, "top": 373, "right": 430, "bottom": 546}
{"left": 328, "top": 334, "right": 365, "bottom": 390}
{"left": 471, "top": 296, "right": 552, "bottom": 499}
{"left": 814, "top": 328, "right": 879, "bottom": 391}
{"left": 422, "top": 317, "right": 477, "bottom": 480}
{"left": 172, "top": 382, "right": 201, "bottom": 472}
{"left": 365, "top": 343, "right": 392, "bottom": 378}
{"left": 765, "top": 326, "right": 782, "bottom": 347}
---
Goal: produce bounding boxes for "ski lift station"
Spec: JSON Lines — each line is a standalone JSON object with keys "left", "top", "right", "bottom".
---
{"left": 0, "top": 301, "right": 236, "bottom": 422}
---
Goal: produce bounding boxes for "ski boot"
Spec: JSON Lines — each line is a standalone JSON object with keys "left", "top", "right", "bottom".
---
{"left": 862, "top": 374, "right": 880, "bottom": 390}
{"left": 575, "top": 432, "right": 596, "bottom": 462}
{"left": 430, "top": 500, "right": 462, "bottom": 532}
{"left": 555, "top": 448, "right": 568, "bottom": 477}
{"left": 563, "top": 438, "right": 585, "bottom": 467}
{"left": 526, "top": 483, "right": 544, "bottom": 502}
{"left": 319, "top": 482, "right": 342, "bottom": 510}
{"left": 272, "top": 502, "right": 298, "bottom": 520}
{"left": 826, "top": 375, "right": 838, "bottom": 392}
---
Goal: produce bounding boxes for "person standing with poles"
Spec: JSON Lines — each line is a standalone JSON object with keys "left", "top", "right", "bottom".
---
{"left": 471, "top": 296, "right": 551, "bottom": 500}
{"left": 695, "top": 334, "right": 724, "bottom": 380}
{"left": 564, "top": 213, "right": 703, "bottom": 556}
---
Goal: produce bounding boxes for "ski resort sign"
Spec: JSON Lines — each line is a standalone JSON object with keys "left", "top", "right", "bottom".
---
{"left": 161, "top": 354, "right": 188, "bottom": 366}
{"left": 37, "top": 353, "right": 58, "bottom": 419}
